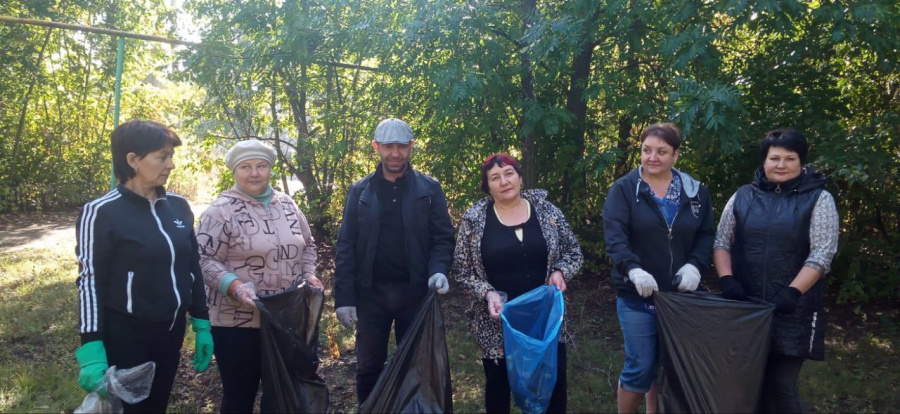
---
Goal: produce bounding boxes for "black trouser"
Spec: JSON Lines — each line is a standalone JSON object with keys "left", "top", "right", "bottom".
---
{"left": 211, "top": 327, "right": 264, "bottom": 413}
{"left": 760, "top": 353, "right": 806, "bottom": 414}
{"left": 482, "top": 342, "right": 567, "bottom": 414}
{"left": 103, "top": 311, "right": 186, "bottom": 414}
{"left": 355, "top": 282, "right": 425, "bottom": 406}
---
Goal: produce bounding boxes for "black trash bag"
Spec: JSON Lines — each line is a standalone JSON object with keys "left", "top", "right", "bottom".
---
{"left": 359, "top": 292, "right": 453, "bottom": 414}
{"left": 655, "top": 291, "right": 775, "bottom": 414}
{"left": 257, "top": 285, "right": 330, "bottom": 413}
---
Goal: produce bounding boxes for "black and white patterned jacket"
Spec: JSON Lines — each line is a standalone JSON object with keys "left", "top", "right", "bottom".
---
{"left": 452, "top": 189, "right": 583, "bottom": 359}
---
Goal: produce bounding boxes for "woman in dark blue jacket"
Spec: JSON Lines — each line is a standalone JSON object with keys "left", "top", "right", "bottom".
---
{"left": 603, "top": 123, "right": 715, "bottom": 413}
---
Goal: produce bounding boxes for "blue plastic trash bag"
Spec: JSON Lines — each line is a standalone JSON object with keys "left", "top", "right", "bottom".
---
{"left": 501, "top": 285, "right": 565, "bottom": 414}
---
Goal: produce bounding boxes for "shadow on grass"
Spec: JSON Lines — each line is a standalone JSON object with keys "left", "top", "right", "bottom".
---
{"left": 2, "top": 245, "right": 898, "bottom": 413}
{"left": 0, "top": 248, "right": 223, "bottom": 413}
{"left": 802, "top": 305, "right": 900, "bottom": 412}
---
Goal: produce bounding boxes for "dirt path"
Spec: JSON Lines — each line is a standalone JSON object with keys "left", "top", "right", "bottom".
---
{"left": 0, "top": 210, "right": 79, "bottom": 253}
{"left": 0, "top": 204, "right": 209, "bottom": 253}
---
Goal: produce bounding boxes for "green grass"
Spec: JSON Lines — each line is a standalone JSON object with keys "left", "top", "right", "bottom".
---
{"left": 1, "top": 244, "right": 898, "bottom": 413}
{"left": 0, "top": 248, "right": 84, "bottom": 412}
{"left": 801, "top": 308, "right": 900, "bottom": 413}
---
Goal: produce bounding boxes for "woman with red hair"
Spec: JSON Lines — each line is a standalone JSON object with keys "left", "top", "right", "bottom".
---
{"left": 453, "top": 153, "right": 583, "bottom": 413}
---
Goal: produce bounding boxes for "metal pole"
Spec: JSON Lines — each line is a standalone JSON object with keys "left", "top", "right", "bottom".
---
{"left": 110, "top": 36, "right": 125, "bottom": 190}
{"left": 0, "top": 16, "right": 199, "bottom": 46}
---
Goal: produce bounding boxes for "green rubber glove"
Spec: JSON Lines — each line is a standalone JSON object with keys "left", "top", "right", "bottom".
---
{"left": 190, "top": 317, "right": 214, "bottom": 372}
{"left": 75, "top": 341, "right": 108, "bottom": 394}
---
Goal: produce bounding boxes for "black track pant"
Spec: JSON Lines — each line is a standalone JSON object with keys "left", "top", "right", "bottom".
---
{"left": 103, "top": 311, "right": 186, "bottom": 414}
{"left": 211, "top": 326, "right": 264, "bottom": 413}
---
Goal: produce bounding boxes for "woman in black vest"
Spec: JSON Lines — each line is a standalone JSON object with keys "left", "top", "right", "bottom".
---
{"left": 713, "top": 128, "right": 839, "bottom": 413}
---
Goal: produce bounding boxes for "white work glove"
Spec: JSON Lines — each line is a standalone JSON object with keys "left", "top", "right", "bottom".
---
{"left": 675, "top": 263, "right": 701, "bottom": 292}
{"left": 485, "top": 291, "right": 504, "bottom": 319}
{"left": 627, "top": 268, "right": 659, "bottom": 298}
{"left": 428, "top": 273, "right": 450, "bottom": 294}
{"left": 336, "top": 306, "right": 358, "bottom": 329}
{"left": 232, "top": 282, "right": 259, "bottom": 308}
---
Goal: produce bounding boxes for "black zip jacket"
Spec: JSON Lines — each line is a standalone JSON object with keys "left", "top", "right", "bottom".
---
{"left": 75, "top": 185, "right": 209, "bottom": 344}
{"left": 334, "top": 164, "right": 456, "bottom": 308}
{"left": 603, "top": 167, "right": 715, "bottom": 302}
{"left": 732, "top": 167, "right": 827, "bottom": 360}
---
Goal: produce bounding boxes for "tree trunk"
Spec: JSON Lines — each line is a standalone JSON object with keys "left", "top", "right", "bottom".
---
{"left": 278, "top": 64, "right": 330, "bottom": 239}
{"left": 12, "top": 27, "right": 53, "bottom": 164}
{"left": 519, "top": 0, "right": 537, "bottom": 189}
{"left": 560, "top": 40, "right": 596, "bottom": 205}
{"left": 270, "top": 71, "right": 291, "bottom": 197}
{"left": 614, "top": 114, "right": 633, "bottom": 179}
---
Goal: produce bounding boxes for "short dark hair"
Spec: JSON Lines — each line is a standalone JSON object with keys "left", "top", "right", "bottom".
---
{"left": 111, "top": 120, "right": 182, "bottom": 183}
{"left": 760, "top": 128, "right": 808, "bottom": 164}
{"left": 480, "top": 153, "right": 523, "bottom": 193}
{"left": 640, "top": 122, "right": 683, "bottom": 151}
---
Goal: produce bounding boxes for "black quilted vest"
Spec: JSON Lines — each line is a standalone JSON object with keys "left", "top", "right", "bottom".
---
{"left": 732, "top": 167, "right": 826, "bottom": 360}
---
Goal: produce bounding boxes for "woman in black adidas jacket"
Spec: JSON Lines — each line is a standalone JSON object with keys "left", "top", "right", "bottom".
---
{"left": 73, "top": 120, "right": 211, "bottom": 413}
{"left": 603, "top": 123, "right": 715, "bottom": 413}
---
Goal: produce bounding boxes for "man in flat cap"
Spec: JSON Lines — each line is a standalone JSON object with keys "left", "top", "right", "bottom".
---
{"left": 333, "top": 118, "right": 455, "bottom": 405}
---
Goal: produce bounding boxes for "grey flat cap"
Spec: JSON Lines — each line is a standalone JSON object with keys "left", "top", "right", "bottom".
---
{"left": 374, "top": 118, "right": 413, "bottom": 144}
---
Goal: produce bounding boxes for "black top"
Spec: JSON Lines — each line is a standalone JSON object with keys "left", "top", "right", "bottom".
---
{"left": 373, "top": 167, "right": 411, "bottom": 283}
{"left": 333, "top": 164, "right": 456, "bottom": 308}
{"left": 481, "top": 201, "right": 548, "bottom": 300}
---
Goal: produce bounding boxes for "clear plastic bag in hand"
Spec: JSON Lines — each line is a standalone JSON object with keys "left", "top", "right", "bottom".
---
{"left": 74, "top": 393, "right": 122, "bottom": 414}
{"left": 74, "top": 362, "right": 156, "bottom": 413}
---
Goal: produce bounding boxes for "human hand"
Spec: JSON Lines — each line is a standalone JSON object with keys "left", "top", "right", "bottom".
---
{"left": 485, "top": 291, "right": 505, "bottom": 319}
{"left": 627, "top": 268, "right": 658, "bottom": 298}
{"left": 190, "top": 318, "right": 213, "bottom": 372}
{"left": 336, "top": 306, "right": 358, "bottom": 329}
{"left": 232, "top": 282, "right": 258, "bottom": 308}
{"left": 304, "top": 276, "right": 325, "bottom": 290}
{"left": 75, "top": 340, "right": 108, "bottom": 394}
{"left": 774, "top": 286, "right": 802, "bottom": 314}
{"left": 718, "top": 275, "right": 748, "bottom": 300}
{"left": 428, "top": 273, "right": 450, "bottom": 294}
{"left": 675, "top": 263, "right": 701, "bottom": 292}
{"left": 548, "top": 270, "right": 567, "bottom": 292}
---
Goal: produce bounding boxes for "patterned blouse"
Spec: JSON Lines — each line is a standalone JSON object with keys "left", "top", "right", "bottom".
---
{"left": 650, "top": 172, "right": 682, "bottom": 227}
{"left": 453, "top": 189, "right": 583, "bottom": 360}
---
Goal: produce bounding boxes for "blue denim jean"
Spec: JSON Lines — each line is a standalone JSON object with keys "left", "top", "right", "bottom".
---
{"left": 616, "top": 297, "right": 659, "bottom": 393}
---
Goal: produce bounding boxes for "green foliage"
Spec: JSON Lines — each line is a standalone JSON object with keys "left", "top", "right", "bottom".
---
{"left": 2, "top": 0, "right": 898, "bottom": 303}
{"left": 0, "top": 1, "right": 200, "bottom": 212}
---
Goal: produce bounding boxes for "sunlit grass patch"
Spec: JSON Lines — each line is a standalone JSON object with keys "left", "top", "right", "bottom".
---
{"left": 803, "top": 322, "right": 900, "bottom": 413}
{"left": 445, "top": 315, "right": 488, "bottom": 413}
{"left": 0, "top": 248, "right": 83, "bottom": 412}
